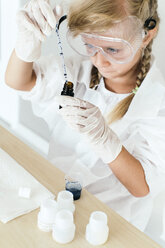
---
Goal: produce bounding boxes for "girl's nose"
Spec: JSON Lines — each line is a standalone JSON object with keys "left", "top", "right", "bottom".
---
{"left": 93, "top": 50, "right": 111, "bottom": 67}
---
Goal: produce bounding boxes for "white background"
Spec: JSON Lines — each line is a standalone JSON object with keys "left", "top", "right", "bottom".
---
{"left": 0, "top": 0, "right": 165, "bottom": 245}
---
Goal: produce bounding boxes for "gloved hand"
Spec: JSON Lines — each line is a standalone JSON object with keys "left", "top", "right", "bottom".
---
{"left": 55, "top": 95, "right": 123, "bottom": 163}
{"left": 15, "top": 0, "right": 62, "bottom": 62}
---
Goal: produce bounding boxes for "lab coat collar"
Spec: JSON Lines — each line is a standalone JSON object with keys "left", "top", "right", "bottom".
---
{"left": 124, "top": 60, "right": 165, "bottom": 119}
{"left": 111, "top": 60, "right": 165, "bottom": 134}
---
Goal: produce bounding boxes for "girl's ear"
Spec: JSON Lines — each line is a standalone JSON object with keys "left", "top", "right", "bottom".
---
{"left": 142, "top": 27, "right": 158, "bottom": 48}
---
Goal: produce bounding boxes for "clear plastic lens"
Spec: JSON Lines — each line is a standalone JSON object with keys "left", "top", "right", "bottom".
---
{"left": 67, "top": 16, "right": 143, "bottom": 64}
{"left": 67, "top": 32, "right": 134, "bottom": 63}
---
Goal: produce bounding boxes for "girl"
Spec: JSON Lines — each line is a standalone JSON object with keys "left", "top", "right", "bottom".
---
{"left": 5, "top": 0, "right": 165, "bottom": 232}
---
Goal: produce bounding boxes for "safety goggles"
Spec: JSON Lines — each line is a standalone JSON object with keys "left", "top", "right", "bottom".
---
{"left": 67, "top": 16, "right": 145, "bottom": 64}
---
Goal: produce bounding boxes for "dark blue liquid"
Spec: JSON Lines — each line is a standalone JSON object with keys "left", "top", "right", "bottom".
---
{"left": 65, "top": 181, "right": 82, "bottom": 200}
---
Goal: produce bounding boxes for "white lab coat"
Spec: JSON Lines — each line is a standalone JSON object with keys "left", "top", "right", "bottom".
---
{"left": 18, "top": 55, "right": 165, "bottom": 231}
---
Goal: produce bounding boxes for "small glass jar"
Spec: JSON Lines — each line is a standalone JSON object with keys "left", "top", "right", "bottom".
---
{"left": 65, "top": 172, "right": 83, "bottom": 200}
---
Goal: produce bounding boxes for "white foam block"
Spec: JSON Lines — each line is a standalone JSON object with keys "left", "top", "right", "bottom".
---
{"left": 18, "top": 187, "right": 31, "bottom": 199}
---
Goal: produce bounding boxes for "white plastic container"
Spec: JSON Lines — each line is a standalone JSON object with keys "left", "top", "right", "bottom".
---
{"left": 52, "top": 210, "right": 76, "bottom": 244}
{"left": 57, "top": 190, "right": 75, "bottom": 214}
{"left": 85, "top": 211, "right": 109, "bottom": 245}
{"left": 37, "top": 198, "right": 58, "bottom": 232}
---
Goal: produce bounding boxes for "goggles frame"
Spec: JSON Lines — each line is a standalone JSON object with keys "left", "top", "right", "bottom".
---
{"left": 66, "top": 31, "right": 136, "bottom": 64}
{"left": 59, "top": 15, "right": 145, "bottom": 64}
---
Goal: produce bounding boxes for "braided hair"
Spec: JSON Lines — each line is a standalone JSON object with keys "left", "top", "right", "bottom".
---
{"left": 89, "top": 0, "right": 159, "bottom": 123}
{"left": 67, "top": 0, "right": 160, "bottom": 123}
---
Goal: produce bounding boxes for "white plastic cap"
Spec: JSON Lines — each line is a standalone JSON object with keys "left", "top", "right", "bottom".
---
{"left": 89, "top": 211, "right": 108, "bottom": 229}
{"left": 38, "top": 198, "right": 58, "bottom": 232}
{"left": 52, "top": 210, "right": 76, "bottom": 244}
{"left": 57, "top": 190, "right": 73, "bottom": 202}
{"left": 38, "top": 213, "right": 53, "bottom": 232}
{"left": 85, "top": 211, "right": 109, "bottom": 245}
{"left": 18, "top": 187, "right": 31, "bottom": 199}
{"left": 55, "top": 210, "right": 74, "bottom": 228}
{"left": 40, "top": 198, "right": 58, "bottom": 222}
{"left": 57, "top": 190, "right": 75, "bottom": 213}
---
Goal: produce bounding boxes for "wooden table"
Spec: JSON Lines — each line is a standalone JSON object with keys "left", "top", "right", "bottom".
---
{"left": 0, "top": 125, "right": 162, "bottom": 248}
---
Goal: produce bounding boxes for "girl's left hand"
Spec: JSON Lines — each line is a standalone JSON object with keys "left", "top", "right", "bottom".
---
{"left": 55, "top": 95, "right": 122, "bottom": 163}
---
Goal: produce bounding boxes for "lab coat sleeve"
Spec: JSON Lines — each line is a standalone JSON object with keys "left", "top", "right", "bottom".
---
{"left": 16, "top": 55, "right": 82, "bottom": 131}
{"left": 124, "top": 114, "right": 165, "bottom": 197}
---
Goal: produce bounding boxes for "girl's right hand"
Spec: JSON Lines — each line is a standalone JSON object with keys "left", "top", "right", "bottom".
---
{"left": 15, "top": 0, "right": 62, "bottom": 62}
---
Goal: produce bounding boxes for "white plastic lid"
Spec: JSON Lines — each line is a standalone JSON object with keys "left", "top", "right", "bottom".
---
{"left": 57, "top": 190, "right": 73, "bottom": 203}
{"left": 57, "top": 191, "right": 75, "bottom": 213}
{"left": 89, "top": 211, "right": 108, "bottom": 229}
{"left": 40, "top": 198, "right": 58, "bottom": 222}
{"left": 86, "top": 211, "right": 109, "bottom": 245}
{"left": 55, "top": 209, "right": 74, "bottom": 228}
{"left": 38, "top": 212, "right": 53, "bottom": 232}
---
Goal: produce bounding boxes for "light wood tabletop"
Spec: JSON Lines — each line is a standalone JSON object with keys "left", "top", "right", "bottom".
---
{"left": 0, "top": 125, "right": 162, "bottom": 248}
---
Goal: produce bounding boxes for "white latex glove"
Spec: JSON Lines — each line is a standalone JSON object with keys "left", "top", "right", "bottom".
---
{"left": 15, "top": 0, "right": 62, "bottom": 62}
{"left": 55, "top": 96, "right": 123, "bottom": 163}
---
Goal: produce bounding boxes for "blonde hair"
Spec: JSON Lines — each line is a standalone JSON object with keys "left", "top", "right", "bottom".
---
{"left": 67, "top": 0, "right": 160, "bottom": 123}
